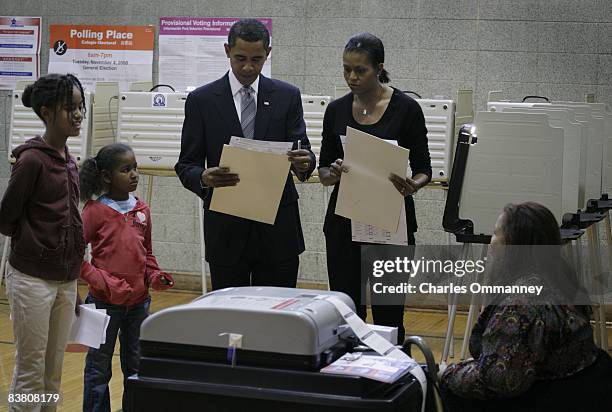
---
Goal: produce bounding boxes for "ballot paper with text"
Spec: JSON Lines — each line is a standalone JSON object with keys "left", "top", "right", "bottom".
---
{"left": 229, "top": 136, "right": 293, "bottom": 154}
{"left": 345, "top": 137, "right": 409, "bottom": 245}
{"left": 336, "top": 127, "right": 409, "bottom": 232}
{"left": 210, "top": 144, "right": 290, "bottom": 224}
{"left": 351, "top": 204, "right": 408, "bottom": 245}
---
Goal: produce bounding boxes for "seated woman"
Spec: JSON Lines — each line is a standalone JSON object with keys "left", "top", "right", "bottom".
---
{"left": 439, "top": 202, "right": 612, "bottom": 412}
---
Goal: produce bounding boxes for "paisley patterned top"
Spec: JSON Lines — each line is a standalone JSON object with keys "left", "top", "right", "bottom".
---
{"left": 440, "top": 276, "right": 598, "bottom": 399}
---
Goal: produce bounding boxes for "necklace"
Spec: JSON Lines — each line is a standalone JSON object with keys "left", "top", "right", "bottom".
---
{"left": 357, "top": 85, "right": 384, "bottom": 116}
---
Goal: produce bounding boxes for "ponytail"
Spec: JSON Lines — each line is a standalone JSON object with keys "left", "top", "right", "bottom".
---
{"left": 378, "top": 68, "right": 390, "bottom": 84}
{"left": 79, "top": 142, "right": 133, "bottom": 201}
{"left": 79, "top": 157, "right": 103, "bottom": 201}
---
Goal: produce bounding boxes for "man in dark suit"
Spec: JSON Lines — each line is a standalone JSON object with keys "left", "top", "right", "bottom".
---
{"left": 175, "top": 19, "right": 315, "bottom": 290}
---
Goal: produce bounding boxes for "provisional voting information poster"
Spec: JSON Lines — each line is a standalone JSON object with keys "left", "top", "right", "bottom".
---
{"left": 158, "top": 17, "right": 272, "bottom": 92}
{"left": 48, "top": 25, "right": 154, "bottom": 91}
{"left": 0, "top": 16, "right": 41, "bottom": 90}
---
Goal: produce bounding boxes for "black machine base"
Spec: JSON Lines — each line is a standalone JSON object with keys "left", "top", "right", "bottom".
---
{"left": 126, "top": 356, "right": 423, "bottom": 412}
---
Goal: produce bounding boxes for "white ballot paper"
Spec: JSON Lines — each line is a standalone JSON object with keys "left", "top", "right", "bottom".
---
{"left": 210, "top": 144, "right": 290, "bottom": 224}
{"left": 229, "top": 136, "right": 293, "bottom": 154}
{"left": 315, "top": 295, "right": 427, "bottom": 412}
{"left": 69, "top": 305, "right": 110, "bottom": 349}
{"left": 347, "top": 137, "right": 409, "bottom": 245}
{"left": 321, "top": 353, "right": 414, "bottom": 383}
{"left": 351, "top": 205, "right": 408, "bottom": 245}
{"left": 336, "top": 127, "right": 409, "bottom": 232}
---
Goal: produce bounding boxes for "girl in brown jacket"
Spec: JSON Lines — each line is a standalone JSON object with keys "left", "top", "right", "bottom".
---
{"left": 0, "top": 73, "right": 86, "bottom": 412}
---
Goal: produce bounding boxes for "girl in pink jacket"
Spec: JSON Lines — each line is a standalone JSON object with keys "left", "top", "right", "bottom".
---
{"left": 79, "top": 143, "right": 173, "bottom": 412}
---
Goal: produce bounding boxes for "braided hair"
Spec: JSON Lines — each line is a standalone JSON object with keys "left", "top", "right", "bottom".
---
{"left": 21, "top": 73, "right": 86, "bottom": 124}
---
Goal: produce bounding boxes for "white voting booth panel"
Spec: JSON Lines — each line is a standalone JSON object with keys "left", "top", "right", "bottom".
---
{"left": 557, "top": 101, "right": 612, "bottom": 196}
{"left": 117, "top": 92, "right": 187, "bottom": 169}
{"left": 491, "top": 106, "right": 587, "bottom": 213}
{"left": 549, "top": 103, "right": 605, "bottom": 202}
{"left": 90, "top": 82, "right": 120, "bottom": 156}
{"left": 416, "top": 99, "right": 455, "bottom": 181}
{"left": 488, "top": 101, "right": 606, "bottom": 203}
{"left": 9, "top": 90, "right": 92, "bottom": 162}
{"left": 301, "top": 95, "right": 331, "bottom": 158}
{"left": 459, "top": 111, "right": 564, "bottom": 235}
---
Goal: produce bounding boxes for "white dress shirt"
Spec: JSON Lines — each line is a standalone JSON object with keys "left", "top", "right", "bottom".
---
{"left": 228, "top": 70, "right": 260, "bottom": 122}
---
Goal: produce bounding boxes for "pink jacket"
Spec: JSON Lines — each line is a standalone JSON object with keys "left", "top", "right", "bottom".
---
{"left": 80, "top": 198, "right": 173, "bottom": 305}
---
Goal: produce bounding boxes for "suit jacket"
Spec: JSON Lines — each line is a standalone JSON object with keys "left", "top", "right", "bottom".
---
{"left": 175, "top": 73, "right": 315, "bottom": 265}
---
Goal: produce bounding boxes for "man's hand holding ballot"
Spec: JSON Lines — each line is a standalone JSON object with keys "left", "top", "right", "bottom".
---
{"left": 201, "top": 167, "right": 240, "bottom": 188}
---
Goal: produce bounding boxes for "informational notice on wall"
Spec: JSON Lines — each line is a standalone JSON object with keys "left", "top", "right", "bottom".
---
{"left": 158, "top": 17, "right": 272, "bottom": 92}
{"left": 0, "top": 16, "right": 41, "bottom": 90}
{"left": 48, "top": 24, "right": 154, "bottom": 91}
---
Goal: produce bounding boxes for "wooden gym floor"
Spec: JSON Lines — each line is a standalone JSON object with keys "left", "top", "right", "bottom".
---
{"left": 0, "top": 284, "right": 609, "bottom": 411}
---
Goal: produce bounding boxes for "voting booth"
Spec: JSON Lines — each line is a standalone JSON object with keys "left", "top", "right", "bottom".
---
{"left": 487, "top": 100, "right": 611, "bottom": 208}
{"left": 302, "top": 94, "right": 331, "bottom": 159}
{"left": 89, "top": 82, "right": 120, "bottom": 156}
{"left": 127, "top": 287, "right": 434, "bottom": 411}
{"left": 443, "top": 95, "right": 612, "bottom": 354}
{"left": 7, "top": 81, "right": 121, "bottom": 163}
{"left": 460, "top": 111, "right": 565, "bottom": 234}
{"left": 8, "top": 88, "right": 93, "bottom": 163}
{"left": 116, "top": 91, "right": 188, "bottom": 169}
{"left": 414, "top": 99, "right": 456, "bottom": 181}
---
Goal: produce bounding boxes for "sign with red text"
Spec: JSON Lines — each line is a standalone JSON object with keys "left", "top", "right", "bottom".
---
{"left": 158, "top": 17, "right": 272, "bottom": 92}
{"left": 0, "top": 16, "right": 41, "bottom": 89}
{"left": 48, "top": 24, "right": 154, "bottom": 91}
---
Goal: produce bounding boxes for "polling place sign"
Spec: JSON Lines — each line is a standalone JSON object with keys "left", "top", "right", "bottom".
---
{"left": 48, "top": 24, "right": 154, "bottom": 90}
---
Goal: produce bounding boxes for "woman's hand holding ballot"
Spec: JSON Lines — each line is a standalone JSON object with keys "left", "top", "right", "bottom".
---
{"left": 322, "top": 158, "right": 428, "bottom": 198}
{"left": 389, "top": 173, "right": 427, "bottom": 197}
{"left": 319, "top": 158, "right": 348, "bottom": 186}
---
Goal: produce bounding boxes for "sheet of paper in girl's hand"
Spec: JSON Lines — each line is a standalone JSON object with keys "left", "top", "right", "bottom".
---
{"left": 210, "top": 144, "right": 291, "bottom": 224}
{"left": 335, "top": 126, "right": 409, "bottom": 232}
{"left": 68, "top": 305, "right": 110, "bottom": 349}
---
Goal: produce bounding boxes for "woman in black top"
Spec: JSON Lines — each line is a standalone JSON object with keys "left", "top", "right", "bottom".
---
{"left": 318, "top": 33, "right": 432, "bottom": 342}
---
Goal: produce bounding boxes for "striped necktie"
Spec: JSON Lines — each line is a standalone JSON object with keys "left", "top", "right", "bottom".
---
{"left": 240, "top": 85, "right": 256, "bottom": 139}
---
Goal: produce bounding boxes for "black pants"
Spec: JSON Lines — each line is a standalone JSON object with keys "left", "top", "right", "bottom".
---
{"left": 209, "top": 256, "right": 299, "bottom": 290}
{"left": 325, "top": 231, "right": 415, "bottom": 344}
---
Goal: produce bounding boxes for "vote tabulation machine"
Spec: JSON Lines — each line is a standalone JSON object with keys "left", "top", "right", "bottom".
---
{"left": 126, "top": 287, "right": 428, "bottom": 412}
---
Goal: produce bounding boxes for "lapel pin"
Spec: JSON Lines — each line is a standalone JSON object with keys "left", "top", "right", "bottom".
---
{"left": 264, "top": 101, "right": 270, "bottom": 106}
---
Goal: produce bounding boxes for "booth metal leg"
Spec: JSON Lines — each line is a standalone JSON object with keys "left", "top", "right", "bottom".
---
{"left": 574, "top": 236, "right": 584, "bottom": 283}
{"left": 442, "top": 243, "right": 471, "bottom": 363}
{"left": 0, "top": 236, "right": 9, "bottom": 287}
{"left": 605, "top": 212, "right": 612, "bottom": 291}
{"left": 460, "top": 296, "right": 477, "bottom": 360}
{"left": 146, "top": 175, "right": 154, "bottom": 208}
{"left": 448, "top": 304, "right": 454, "bottom": 359}
{"left": 446, "top": 232, "right": 454, "bottom": 359}
{"left": 587, "top": 224, "right": 608, "bottom": 351}
{"left": 459, "top": 244, "right": 488, "bottom": 360}
{"left": 198, "top": 198, "right": 208, "bottom": 294}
